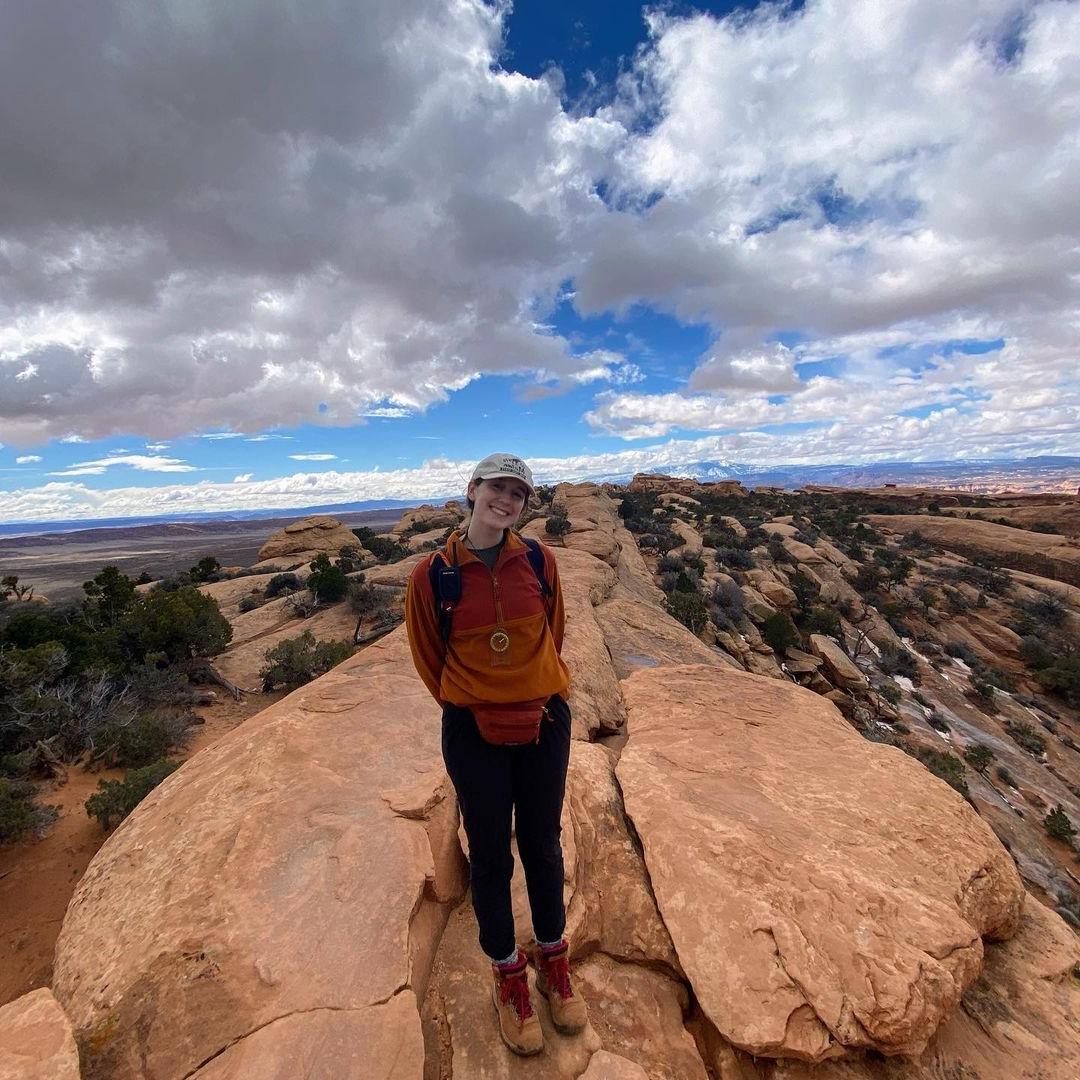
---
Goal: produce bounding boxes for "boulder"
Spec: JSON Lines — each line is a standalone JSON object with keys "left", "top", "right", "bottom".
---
{"left": 658, "top": 493, "right": 701, "bottom": 508}
{"left": 579, "top": 1050, "right": 650, "bottom": 1079}
{"left": 716, "top": 515, "right": 747, "bottom": 538}
{"left": 256, "top": 516, "right": 363, "bottom": 563}
{"left": 52, "top": 632, "right": 462, "bottom": 1080}
{"left": 740, "top": 585, "right": 778, "bottom": 623}
{"left": 0, "top": 988, "right": 80, "bottom": 1080}
{"left": 671, "top": 518, "right": 704, "bottom": 553}
{"left": 808, "top": 634, "right": 868, "bottom": 690}
{"left": 762, "top": 522, "right": 800, "bottom": 538}
{"left": 392, "top": 504, "right": 461, "bottom": 536}
{"left": 406, "top": 526, "right": 448, "bottom": 551}
{"left": 783, "top": 538, "right": 825, "bottom": 564}
{"left": 616, "top": 664, "right": 1024, "bottom": 1062}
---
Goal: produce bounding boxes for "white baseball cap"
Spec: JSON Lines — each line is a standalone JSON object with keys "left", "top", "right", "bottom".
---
{"left": 469, "top": 453, "right": 536, "bottom": 495}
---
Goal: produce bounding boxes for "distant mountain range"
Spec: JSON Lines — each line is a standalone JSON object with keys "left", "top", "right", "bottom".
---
{"left": 1, "top": 456, "right": 1075, "bottom": 539}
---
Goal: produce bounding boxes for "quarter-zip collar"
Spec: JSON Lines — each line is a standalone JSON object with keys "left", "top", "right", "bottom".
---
{"left": 445, "top": 528, "right": 528, "bottom": 570}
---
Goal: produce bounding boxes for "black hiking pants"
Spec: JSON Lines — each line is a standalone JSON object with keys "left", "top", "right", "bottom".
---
{"left": 441, "top": 693, "right": 572, "bottom": 961}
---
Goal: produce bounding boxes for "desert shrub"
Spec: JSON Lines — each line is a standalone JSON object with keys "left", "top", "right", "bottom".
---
{"left": 970, "top": 678, "right": 997, "bottom": 708}
{"left": 934, "top": 564, "right": 1011, "bottom": 596}
{"left": 1016, "top": 595, "right": 1067, "bottom": 628}
{"left": 260, "top": 631, "right": 354, "bottom": 691}
{"left": 1044, "top": 807, "right": 1077, "bottom": 847}
{"left": 81, "top": 565, "right": 139, "bottom": 626}
{"left": 0, "top": 778, "right": 58, "bottom": 842}
{"left": 762, "top": 612, "right": 800, "bottom": 654}
{"left": 124, "top": 586, "right": 232, "bottom": 663}
{"left": 545, "top": 511, "right": 571, "bottom": 537}
{"left": 1019, "top": 635, "right": 1055, "bottom": 670}
{"left": 927, "top": 712, "right": 950, "bottom": 732}
{"left": 878, "top": 682, "right": 902, "bottom": 706}
{"left": 702, "top": 526, "right": 739, "bottom": 549}
{"left": 715, "top": 547, "right": 755, "bottom": 570}
{"left": 945, "top": 641, "right": 979, "bottom": 665}
{"left": 913, "top": 748, "right": 969, "bottom": 798}
{"left": 286, "top": 591, "right": 320, "bottom": 618}
{"left": 354, "top": 531, "right": 411, "bottom": 562}
{"left": 335, "top": 545, "right": 364, "bottom": 573}
{"left": 995, "top": 765, "right": 1015, "bottom": 787}
{"left": 743, "top": 526, "right": 770, "bottom": 548}
{"left": 617, "top": 491, "right": 659, "bottom": 528}
{"left": 879, "top": 646, "right": 918, "bottom": 680}
{"left": 85, "top": 759, "right": 179, "bottom": 830}
{"left": 1029, "top": 521, "right": 1060, "bottom": 534}
{"left": 237, "top": 594, "right": 261, "bottom": 614}
{"left": 711, "top": 578, "right": 744, "bottom": 617}
{"left": 347, "top": 576, "right": 392, "bottom": 640}
{"left": 899, "top": 530, "right": 933, "bottom": 552}
{"left": 307, "top": 554, "right": 348, "bottom": 603}
{"left": 98, "top": 711, "right": 193, "bottom": 769}
{"left": 767, "top": 537, "right": 795, "bottom": 564}
{"left": 265, "top": 572, "right": 302, "bottom": 598}
{"left": 800, "top": 607, "right": 842, "bottom": 641}
{"left": 187, "top": 556, "right": 222, "bottom": 583}
{"left": 666, "top": 590, "right": 710, "bottom": 635}
{"left": 964, "top": 744, "right": 994, "bottom": 771}
{"left": 1036, "top": 656, "right": 1080, "bottom": 707}
{"left": 789, "top": 571, "right": 819, "bottom": 611}
{"left": 1004, "top": 719, "right": 1047, "bottom": 756}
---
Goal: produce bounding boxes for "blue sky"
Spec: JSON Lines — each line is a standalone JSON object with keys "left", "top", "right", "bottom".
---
{"left": 1, "top": 0, "right": 1077, "bottom": 522}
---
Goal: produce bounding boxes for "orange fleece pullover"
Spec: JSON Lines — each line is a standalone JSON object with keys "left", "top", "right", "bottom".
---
{"left": 405, "top": 529, "right": 570, "bottom": 707}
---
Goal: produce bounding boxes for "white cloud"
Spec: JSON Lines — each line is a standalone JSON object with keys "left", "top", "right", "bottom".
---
{"left": 288, "top": 452, "right": 337, "bottom": 461}
{"left": 15, "top": 454, "right": 42, "bottom": 464}
{"left": 233, "top": 473, "right": 253, "bottom": 483}
{"left": 48, "top": 454, "right": 197, "bottom": 476}
{"left": 145, "top": 442, "right": 169, "bottom": 452}
{"left": 0, "top": 0, "right": 622, "bottom": 444}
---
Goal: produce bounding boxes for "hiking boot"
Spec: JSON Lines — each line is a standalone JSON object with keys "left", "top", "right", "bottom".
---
{"left": 491, "top": 949, "right": 543, "bottom": 1056}
{"left": 531, "top": 940, "right": 587, "bottom": 1035}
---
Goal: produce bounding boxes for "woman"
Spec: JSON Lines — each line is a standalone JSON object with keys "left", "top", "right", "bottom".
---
{"left": 405, "top": 453, "right": 585, "bottom": 1056}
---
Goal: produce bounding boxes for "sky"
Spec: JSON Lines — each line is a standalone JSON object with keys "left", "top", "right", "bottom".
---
{"left": 1, "top": 0, "right": 1078, "bottom": 523}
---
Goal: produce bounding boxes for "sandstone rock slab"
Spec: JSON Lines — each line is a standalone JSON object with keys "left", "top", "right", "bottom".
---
{"left": 53, "top": 631, "right": 454, "bottom": 1080}
{"left": 809, "top": 633, "right": 868, "bottom": 690}
{"left": 580, "top": 1049, "right": 650, "bottom": 1079}
{"left": 616, "top": 664, "right": 1023, "bottom": 1063}
{"left": 0, "top": 988, "right": 80, "bottom": 1080}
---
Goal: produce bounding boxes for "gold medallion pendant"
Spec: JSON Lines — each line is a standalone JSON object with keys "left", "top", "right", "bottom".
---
{"left": 489, "top": 629, "right": 511, "bottom": 653}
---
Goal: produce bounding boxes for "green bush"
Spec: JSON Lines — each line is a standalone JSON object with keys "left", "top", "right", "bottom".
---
{"left": 307, "top": 554, "right": 348, "bottom": 603}
{"left": 762, "top": 612, "right": 800, "bottom": 653}
{"left": 85, "top": 759, "right": 179, "bottom": 830}
{"left": 666, "top": 590, "right": 710, "bottom": 636}
{"left": 188, "top": 556, "right": 222, "bottom": 583}
{"left": 1044, "top": 806, "right": 1077, "bottom": 847}
{"left": 879, "top": 646, "right": 918, "bottom": 680}
{"left": 800, "top": 607, "right": 842, "bottom": 640}
{"left": 545, "top": 512, "right": 571, "bottom": 537}
{"left": 264, "top": 572, "right": 302, "bottom": 598}
{"left": 1016, "top": 595, "right": 1067, "bottom": 627}
{"left": 715, "top": 547, "right": 755, "bottom": 570}
{"left": 126, "top": 586, "right": 232, "bottom": 662}
{"left": 1036, "top": 656, "right": 1080, "bottom": 707}
{"left": 260, "top": 631, "right": 354, "bottom": 691}
{"left": 1004, "top": 719, "right": 1047, "bottom": 756}
{"left": 1019, "top": 635, "right": 1055, "bottom": 671}
{"left": 357, "top": 533, "right": 411, "bottom": 562}
{"left": 964, "top": 744, "right": 994, "bottom": 772}
{"left": 0, "top": 778, "right": 58, "bottom": 842}
{"left": 914, "top": 748, "right": 969, "bottom": 798}
{"left": 98, "top": 711, "right": 193, "bottom": 769}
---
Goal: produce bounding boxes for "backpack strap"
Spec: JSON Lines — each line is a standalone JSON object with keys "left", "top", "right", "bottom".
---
{"left": 522, "top": 536, "right": 552, "bottom": 597}
{"left": 428, "top": 549, "right": 461, "bottom": 646}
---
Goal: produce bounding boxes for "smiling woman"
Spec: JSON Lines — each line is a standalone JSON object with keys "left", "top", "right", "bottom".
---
{"left": 404, "top": 452, "right": 587, "bottom": 1055}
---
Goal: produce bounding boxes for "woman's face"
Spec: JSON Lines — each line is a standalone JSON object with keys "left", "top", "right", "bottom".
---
{"left": 469, "top": 476, "right": 529, "bottom": 531}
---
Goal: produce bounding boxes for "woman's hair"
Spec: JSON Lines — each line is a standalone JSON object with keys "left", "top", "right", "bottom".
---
{"left": 466, "top": 478, "right": 481, "bottom": 512}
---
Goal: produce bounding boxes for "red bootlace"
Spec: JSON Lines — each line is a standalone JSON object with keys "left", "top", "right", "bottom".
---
{"left": 499, "top": 969, "right": 535, "bottom": 1020}
{"left": 543, "top": 952, "right": 573, "bottom": 1000}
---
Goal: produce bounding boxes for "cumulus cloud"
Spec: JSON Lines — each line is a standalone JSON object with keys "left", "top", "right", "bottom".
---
{"left": 15, "top": 455, "right": 42, "bottom": 464}
{"left": 1, "top": 0, "right": 1076, "bottom": 469}
{"left": 578, "top": 0, "right": 1079, "bottom": 442}
{"left": 48, "top": 454, "right": 197, "bottom": 477}
{"left": 233, "top": 473, "right": 253, "bottom": 483}
{"left": 0, "top": 0, "right": 621, "bottom": 445}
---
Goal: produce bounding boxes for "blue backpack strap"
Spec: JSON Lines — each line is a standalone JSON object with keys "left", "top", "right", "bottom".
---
{"left": 523, "top": 536, "right": 552, "bottom": 597}
{"left": 427, "top": 549, "right": 460, "bottom": 646}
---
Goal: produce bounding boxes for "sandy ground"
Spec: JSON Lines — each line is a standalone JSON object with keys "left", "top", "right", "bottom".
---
{"left": 0, "top": 689, "right": 283, "bottom": 1007}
